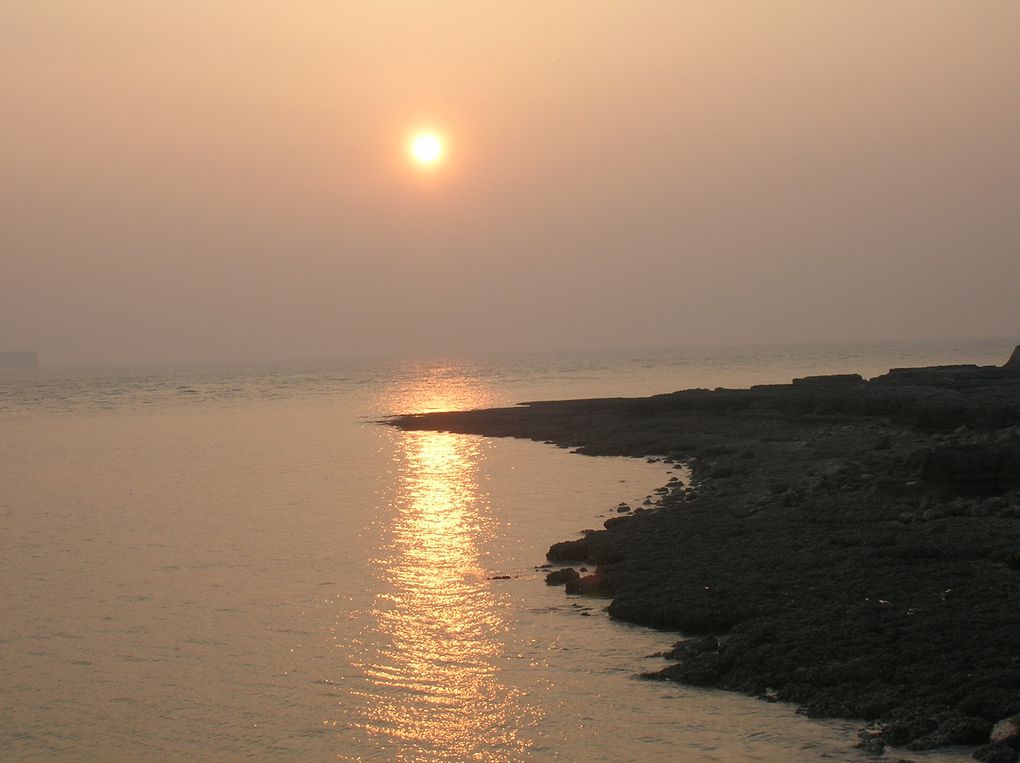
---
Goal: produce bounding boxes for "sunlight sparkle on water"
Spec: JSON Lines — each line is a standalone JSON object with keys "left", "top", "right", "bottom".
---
{"left": 342, "top": 378, "right": 537, "bottom": 761}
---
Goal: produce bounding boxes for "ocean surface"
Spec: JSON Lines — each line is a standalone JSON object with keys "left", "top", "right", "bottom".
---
{"left": 1, "top": 339, "right": 1011, "bottom": 762}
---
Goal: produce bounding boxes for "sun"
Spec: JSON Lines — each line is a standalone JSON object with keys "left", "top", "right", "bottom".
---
{"left": 408, "top": 131, "right": 444, "bottom": 168}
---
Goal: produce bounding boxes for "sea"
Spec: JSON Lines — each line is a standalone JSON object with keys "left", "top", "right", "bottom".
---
{"left": 1, "top": 339, "right": 1012, "bottom": 762}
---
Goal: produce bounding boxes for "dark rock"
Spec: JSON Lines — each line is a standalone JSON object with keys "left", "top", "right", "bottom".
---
{"left": 576, "top": 569, "right": 607, "bottom": 595}
{"left": 905, "top": 713, "right": 991, "bottom": 749}
{"left": 856, "top": 730, "right": 886, "bottom": 754}
{"left": 547, "top": 538, "right": 589, "bottom": 562}
{"left": 793, "top": 373, "right": 865, "bottom": 386}
{"left": 545, "top": 568, "right": 580, "bottom": 587}
{"left": 871, "top": 711, "right": 990, "bottom": 751}
{"left": 664, "top": 636, "right": 719, "bottom": 661}
{"left": 920, "top": 443, "right": 1020, "bottom": 486}
{"left": 708, "top": 463, "right": 735, "bottom": 479}
{"left": 974, "top": 743, "right": 1019, "bottom": 763}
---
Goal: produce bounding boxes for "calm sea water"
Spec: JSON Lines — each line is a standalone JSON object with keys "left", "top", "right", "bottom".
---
{"left": 1, "top": 340, "right": 1011, "bottom": 761}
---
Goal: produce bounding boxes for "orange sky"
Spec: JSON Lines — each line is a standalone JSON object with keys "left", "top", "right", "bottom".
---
{"left": 2, "top": 2, "right": 1018, "bottom": 364}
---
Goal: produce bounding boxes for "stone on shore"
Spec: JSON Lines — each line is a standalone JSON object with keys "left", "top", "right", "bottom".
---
{"left": 991, "top": 713, "right": 1020, "bottom": 747}
{"left": 546, "top": 538, "right": 589, "bottom": 562}
{"left": 545, "top": 568, "right": 580, "bottom": 587}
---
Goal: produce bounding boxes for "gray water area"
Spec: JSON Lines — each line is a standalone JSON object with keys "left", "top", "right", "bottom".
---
{"left": 3, "top": 340, "right": 1009, "bottom": 761}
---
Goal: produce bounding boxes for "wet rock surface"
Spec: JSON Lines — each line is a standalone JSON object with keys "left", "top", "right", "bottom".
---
{"left": 990, "top": 713, "right": 1020, "bottom": 747}
{"left": 390, "top": 350, "right": 1020, "bottom": 756}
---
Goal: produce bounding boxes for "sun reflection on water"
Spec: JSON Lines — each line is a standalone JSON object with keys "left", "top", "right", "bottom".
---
{"left": 341, "top": 376, "right": 536, "bottom": 761}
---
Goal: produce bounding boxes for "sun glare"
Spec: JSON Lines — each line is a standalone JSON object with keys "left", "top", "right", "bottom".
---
{"left": 408, "top": 132, "right": 444, "bottom": 168}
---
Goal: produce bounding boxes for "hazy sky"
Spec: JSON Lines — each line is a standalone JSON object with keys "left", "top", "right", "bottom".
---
{"left": 2, "top": 1, "right": 1018, "bottom": 365}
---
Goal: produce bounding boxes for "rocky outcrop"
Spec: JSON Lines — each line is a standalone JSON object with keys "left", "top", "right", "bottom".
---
{"left": 546, "top": 538, "right": 590, "bottom": 562}
{"left": 792, "top": 373, "right": 864, "bottom": 386}
{"left": 919, "top": 442, "right": 1020, "bottom": 488}
{"left": 1006, "top": 346, "right": 1020, "bottom": 370}
{"left": 391, "top": 344, "right": 1020, "bottom": 756}
{"left": 544, "top": 568, "right": 580, "bottom": 587}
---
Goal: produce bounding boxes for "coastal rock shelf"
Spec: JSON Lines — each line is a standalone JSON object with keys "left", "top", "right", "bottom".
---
{"left": 390, "top": 349, "right": 1020, "bottom": 759}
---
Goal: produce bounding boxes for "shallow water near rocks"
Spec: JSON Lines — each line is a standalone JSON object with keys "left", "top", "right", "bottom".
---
{"left": 3, "top": 341, "right": 1006, "bottom": 761}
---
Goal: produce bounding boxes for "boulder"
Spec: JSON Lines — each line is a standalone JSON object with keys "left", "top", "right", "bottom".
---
{"left": 547, "top": 538, "right": 590, "bottom": 562}
{"left": 545, "top": 568, "right": 580, "bottom": 587}
{"left": 576, "top": 569, "right": 607, "bottom": 595}
{"left": 855, "top": 731, "right": 886, "bottom": 754}
{"left": 991, "top": 713, "right": 1020, "bottom": 747}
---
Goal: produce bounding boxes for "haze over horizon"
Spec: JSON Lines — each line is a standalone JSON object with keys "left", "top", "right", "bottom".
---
{"left": 3, "top": 2, "right": 1018, "bottom": 366}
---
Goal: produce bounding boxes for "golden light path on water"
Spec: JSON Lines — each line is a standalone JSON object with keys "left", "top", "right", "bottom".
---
{"left": 343, "top": 373, "right": 537, "bottom": 761}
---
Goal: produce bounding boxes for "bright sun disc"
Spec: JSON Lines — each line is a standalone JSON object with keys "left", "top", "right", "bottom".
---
{"left": 409, "top": 132, "right": 444, "bottom": 167}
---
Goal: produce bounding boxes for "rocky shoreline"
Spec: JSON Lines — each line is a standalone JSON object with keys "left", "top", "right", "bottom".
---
{"left": 390, "top": 347, "right": 1020, "bottom": 760}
